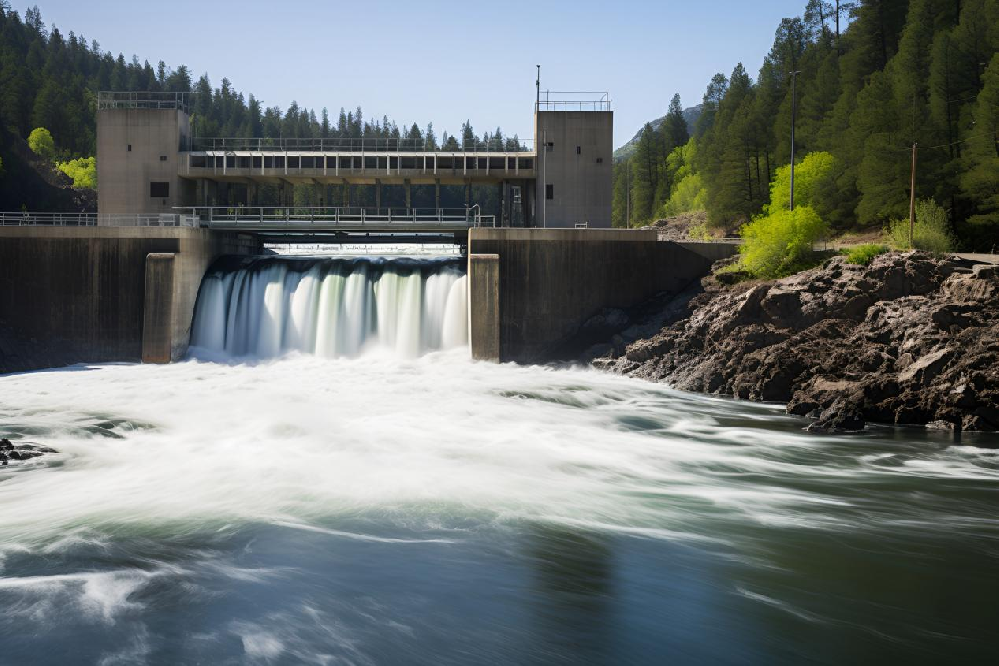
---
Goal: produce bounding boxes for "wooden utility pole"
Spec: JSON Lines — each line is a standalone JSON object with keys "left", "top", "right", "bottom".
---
{"left": 909, "top": 142, "right": 918, "bottom": 247}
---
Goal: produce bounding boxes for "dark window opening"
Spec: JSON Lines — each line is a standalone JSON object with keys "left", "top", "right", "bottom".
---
{"left": 127, "top": 144, "right": 132, "bottom": 152}
{"left": 159, "top": 155, "right": 168, "bottom": 161}
{"left": 576, "top": 146, "right": 581, "bottom": 155}
{"left": 545, "top": 184, "right": 554, "bottom": 200}
{"left": 545, "top": 141, "right": 554, "bottom": 152}
{"left": 596, "top": 157, "right": 604, "bottom": 164}
{"left": 150, "top": 181, "right": 169, "bottom": 198}
{"left": 288, "top": 157, "right": 300, "bottom": 169}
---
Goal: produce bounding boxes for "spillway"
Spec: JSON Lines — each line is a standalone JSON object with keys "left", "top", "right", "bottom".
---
{"left": 190, "top": 256, "right": 468, "bottom": 358}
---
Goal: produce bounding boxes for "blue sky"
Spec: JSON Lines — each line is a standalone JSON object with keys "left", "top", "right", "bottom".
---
{"left": 21, "top": 0, "right": 809, "bottom": 148}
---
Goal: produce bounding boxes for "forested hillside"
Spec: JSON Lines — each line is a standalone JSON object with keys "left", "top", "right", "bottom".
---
{"left": 614, "top": 0, "right": 999, "bottom": 251}
{"left": 0, "top": 3, "right": 519, "bottom": 210}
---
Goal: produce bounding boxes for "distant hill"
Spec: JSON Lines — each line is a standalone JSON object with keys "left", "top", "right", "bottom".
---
{"left": 614, "top": 104, "right": 703, "bottom": 161}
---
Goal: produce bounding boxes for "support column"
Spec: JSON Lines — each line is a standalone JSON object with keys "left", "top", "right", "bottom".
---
{"left": 465, "top": 181, "right": 471, "bottom": 208}
{"left": 375, "top": 179, "right": 382, "bottom": 210}
{"left": 468, "top": 253, "right": 500, "bottom": 362}
{"left": 404, "top": 179, "right": 411, "bottom": 210}
{"left": 141, "top": 253, "right": 176, "bottom": 364}
{"left": 435, "top": 179, "right": 441, "bottom": 209}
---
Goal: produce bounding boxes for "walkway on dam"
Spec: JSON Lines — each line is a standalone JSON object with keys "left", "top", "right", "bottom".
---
{"left": 182, "top": 137, "right": 537, "bottom": 186}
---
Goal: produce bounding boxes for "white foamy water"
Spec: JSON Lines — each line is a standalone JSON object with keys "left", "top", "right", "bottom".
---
{"left": 191, "top": 257, "right": 468, "bottom": 359}
{"left": 1, "top": 353, "right": 997, "bottom": 553}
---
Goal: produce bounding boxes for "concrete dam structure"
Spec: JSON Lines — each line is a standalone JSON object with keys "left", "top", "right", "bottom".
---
{"left": 0, "top": 90, "right": 738, "bottom": 373}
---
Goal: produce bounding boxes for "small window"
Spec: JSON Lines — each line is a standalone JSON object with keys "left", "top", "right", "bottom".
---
{"left": 159, "top": 155, "right": 168, "bottom": 161}
{"left": 150, "top": 181, "right": 170, "bottom": 198}
{"left": 545, "top": 184, "right": 554, "bottom": 200}
{"left": 127, "top": 144, "right": 132, "bottom": 152}
{"left": 545, "top": 141, "right": 554, "bottom": 152}
{"left": 576, "top": 146, "right": 581, "bottom": 155}
{"left": 596, "top": 157, "right": 604, "bottom": 164}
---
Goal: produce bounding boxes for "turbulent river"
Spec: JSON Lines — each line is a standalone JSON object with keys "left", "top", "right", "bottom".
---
{"left": 1, "top": 255, "right": 998, "bottom": 664}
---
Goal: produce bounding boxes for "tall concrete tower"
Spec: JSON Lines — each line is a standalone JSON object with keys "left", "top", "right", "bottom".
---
{"left": 534, "top": 92, "right": 613, "bottom": 228}
{"left": 96, "top": 92, "right": 194, "bottom": 216}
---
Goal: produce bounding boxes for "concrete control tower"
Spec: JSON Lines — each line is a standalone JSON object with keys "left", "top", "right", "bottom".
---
{"left": 534, "top": 91, "right": 614, "bottom": 228}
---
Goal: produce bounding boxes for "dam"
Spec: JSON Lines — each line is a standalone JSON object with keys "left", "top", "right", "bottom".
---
{"left": 0, "top": 89, "right": 737, "bottom": 373}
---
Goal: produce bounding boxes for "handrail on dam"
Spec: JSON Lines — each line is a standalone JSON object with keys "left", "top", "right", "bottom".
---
{"left": 0, "top": 212, "right": 198, "bottom": 227}
{"left": 182, "top": 206, "right": 477, "bottom": 230}
{"left": 189, "top": 137, "right": 535, "bottom": 153}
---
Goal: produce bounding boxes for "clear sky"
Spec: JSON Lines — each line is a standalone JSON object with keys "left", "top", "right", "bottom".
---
{"left": 19, "top": 0, "right": 809, "bottom": 148}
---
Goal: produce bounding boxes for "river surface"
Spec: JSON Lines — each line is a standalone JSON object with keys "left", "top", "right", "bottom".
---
{"left": 1, "top": 353, "right": 998, "bottom": 664}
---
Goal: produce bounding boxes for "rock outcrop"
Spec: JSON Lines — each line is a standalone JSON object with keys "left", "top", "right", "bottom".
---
{"left": 595, "top": 252, "right": 999, "bottom": 432}
{"left": 0, "top": 438, "right": 56, "bottom": 466}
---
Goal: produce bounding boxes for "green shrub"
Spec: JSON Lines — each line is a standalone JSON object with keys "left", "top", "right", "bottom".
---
{"left": 738, "top": 205, "right": 828, "bottom": 278}
{"left": 56, "top": 156, "right": 97, "bottom": 189}
{"left": 845, "top": 243, "right": 889, "bottom": 265}
{"left": 27, "top": 127, "right": 56, "bottom": 160}
{"left": 886, "top": 198, "right": 954, "bottom": 254}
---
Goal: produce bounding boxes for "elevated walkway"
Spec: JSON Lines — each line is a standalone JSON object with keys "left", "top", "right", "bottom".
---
{"left": 181, "top": 137, "right": 536, "bottom": 186}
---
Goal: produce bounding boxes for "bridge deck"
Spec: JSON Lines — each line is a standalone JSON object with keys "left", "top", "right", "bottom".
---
{"left": 181, "top": 150, "right": 537, "bottom": 185}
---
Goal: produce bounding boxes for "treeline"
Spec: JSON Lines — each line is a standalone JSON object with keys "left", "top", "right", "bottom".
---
{"left": 0, "top": 3, "right": 520, "bottom": 168}
{"left": 613, "top": 0, "right": 999, "bottom": 250}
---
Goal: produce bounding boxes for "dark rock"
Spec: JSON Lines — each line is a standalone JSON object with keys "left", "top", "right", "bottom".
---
{"left": 596, "top": 251, "right": 999, "bottom": 435}
{"left": 0, "top": 438, "right": 12, "bottom": 451}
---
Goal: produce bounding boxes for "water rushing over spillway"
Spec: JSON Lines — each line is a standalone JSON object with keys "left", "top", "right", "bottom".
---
{"left": 191, "top": 256, "right": 469, "bottom": 359}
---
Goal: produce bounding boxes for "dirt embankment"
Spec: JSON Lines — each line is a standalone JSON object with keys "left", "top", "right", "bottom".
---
{"left": 594, "top": 252, "right": 999, "bottom": 432}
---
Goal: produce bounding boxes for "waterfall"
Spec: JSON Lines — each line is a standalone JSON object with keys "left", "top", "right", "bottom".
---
{"left": 191, "top": 257, "right": 469, "bottom": 359}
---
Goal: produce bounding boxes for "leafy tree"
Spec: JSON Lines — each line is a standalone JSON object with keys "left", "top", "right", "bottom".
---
{"left": 766, "top": 151, "right": 838, "bottom": 214}
{"left": 27, "top": 126, "right": 55, "bottom": 159}
{"left": 56, "top": 155, "right": 96, "bottom": 189}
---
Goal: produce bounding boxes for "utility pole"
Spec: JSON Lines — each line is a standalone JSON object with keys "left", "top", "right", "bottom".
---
{"left": 909, "top": 142, "right": 918, "bottom": 248}
{"left": 789, "top": 70, "right": 801, "bottom": 211}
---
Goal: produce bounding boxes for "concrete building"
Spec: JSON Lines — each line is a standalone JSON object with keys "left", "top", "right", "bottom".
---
{"left": 95, "top": 90, "right": 613, "bottom": 228}
{"left": 535, "top": 93, "right": 614, "bottom": 228}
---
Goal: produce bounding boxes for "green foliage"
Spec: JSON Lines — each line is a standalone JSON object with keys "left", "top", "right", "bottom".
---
{"left": 27, "top": 127, "right": 55, "bottom": 160}
{"left": 56, "top": 156, "right": 96, "bottom": 189}
{"left": 738, "top": 205, "right": 828, "bottom": 278}
{"left": 844, "top": 243, "right": 888, "bottom": 265}
{"left": 765, "top": 151, "right": 837, "bottom": 213}
{"left": 610, "top": 0, "right": 999, "bottom": 249}
{"left": 662, "top": 173, "right": 707, "bottom": 217}
{"left": 886, "top": 198, "right": 955, "bottom": 254}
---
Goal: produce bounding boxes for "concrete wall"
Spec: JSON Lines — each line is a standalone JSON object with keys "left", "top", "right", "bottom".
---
{"left": 534, "top": 111, "right": 613, "bottom": 228}
{"left": 97, "top": 108, "right": 194, "bottom": 215}
{"left": 467, "top": 228, "right": 737, "bottom": 363}
{"left": 0, "top": 227, "right": 258, "bottom": 373}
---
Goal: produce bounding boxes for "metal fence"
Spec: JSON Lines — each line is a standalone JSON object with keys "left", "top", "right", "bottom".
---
{"left": 536, "top": 91, "right": 611, "bottom": 112}
{"left": 0, "top": 212, "right": 198, "bottom": 227}
{"left": 97, "top": 91, "right": 193, "bottom": 113}
{"left": 189, "top": 136, "right": 534, "bottom": 153}
{"left": 183, "top": 207, "right": 475, "bottom": 228}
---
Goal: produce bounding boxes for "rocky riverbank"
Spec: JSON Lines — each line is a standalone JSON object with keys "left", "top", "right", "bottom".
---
{"left": 592, "top": 251, "right": 999, "bottom": 432}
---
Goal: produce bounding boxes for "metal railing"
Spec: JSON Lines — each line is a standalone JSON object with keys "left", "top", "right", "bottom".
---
{"left": 0, "top": 212, "right": 198, "bottom": 227}
{"left": 183, "top": 206, "right": 475, "bottom": 228}
{"left": 98, "top": 91, "right": 193, "bottom": 113}
{"left": 536, "top": 90, "right": 611, "bottom": 112}
{"left": 189, "top": 136, "right": 534, "bottom": 153}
